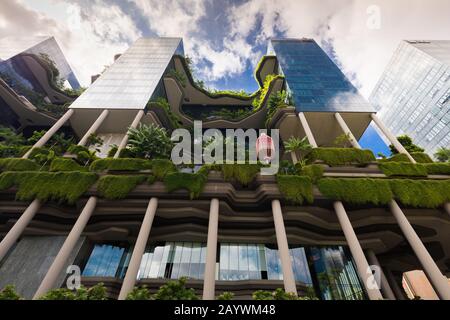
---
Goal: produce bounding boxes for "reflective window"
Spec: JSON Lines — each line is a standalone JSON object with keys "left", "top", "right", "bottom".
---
{"left": 268, "top": 39, "right": 374, "bottom": 113}
{"left": 138, "top": 242, "right": 206, "bottom": 280}
{"left": 70, "top": 38, "right": 183, "bottom": 110}
{"left": 82, "top": 244, "right": 130, "bottom": 278}
{"left": 309, "top": 246, "right": 365, "bottom": 300}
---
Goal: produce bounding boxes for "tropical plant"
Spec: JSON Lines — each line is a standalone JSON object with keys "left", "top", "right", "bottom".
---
{"left": 252, "top": 288, "right": 309, "bottom": 300}
{"left": 126, "top": 286, "right": 153, "bottom": 300}
{"left": 333, "top": 133, "right": 353, "bottom": 148}
{"left": 32, "top": 149, "right": 56, "bottom": 167}
{"left": 39, "top": 283, "right": 108, "bottom": 300}
{"left": 217, "top": 292, "right": 235, "bottom": 300}
{"left": 0, "top": 285, "right": 22, "bottom": 300}
{"left": 434, "top": 147, "right": 450, "bottom": 163}
{"left": 284, "top": 136, "right": 313, "bottom": 164}
{"left": 127, "top": 124, "right": 174, "bottom": 160}
{"left": 86, "top": 134, "right": 104, "bottom": 151}
{"left": 0, "top": 126, "right": 25, "bottom": 146}
{"left": 268, "top": 90, "right": 288, "bottom": 110}
{"left": 389, "top": 135, "right": 424, "bottom": 155}
{"left": 153, "top": 278, "right": 198, "bottom": 300}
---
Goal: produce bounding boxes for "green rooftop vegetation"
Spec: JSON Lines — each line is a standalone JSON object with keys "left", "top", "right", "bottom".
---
{"left": 97, "top": 175, "right": 148, "bottom": 200}
{"left": 378, "top": 162, "right": 428, "bottom": 177}
{"left": 0, "top": 158, "right": 40, "bottom": 172}
{"left": 0, "top": 171, "right": 97, "bottom": 204}
{"left": 90, "top": 158, "right": 152, "bottom": 172}
{"left": 307, "top": 148, "right": 376, "bottom": 167}
{"left": 277, "top": 175, "right": 314, "bottom": 205}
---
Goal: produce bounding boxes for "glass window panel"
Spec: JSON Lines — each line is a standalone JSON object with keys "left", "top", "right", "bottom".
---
{"left": 178, "top": 242, "right": 192, "bottom": 278}
{"left": 265, "top": 246, "right": 283, "bottom": 281}
{"left": 170, "top": 242, "right": 184, "bottom": 279}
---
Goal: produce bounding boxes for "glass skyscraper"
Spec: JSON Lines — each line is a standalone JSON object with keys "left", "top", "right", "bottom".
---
{"left": 370, "top": 40, "right": 450, "bottom": 155}
{"left": 268, "top": 39, "right": 374, "bottom": 113}
{"left": 0, "top": 36, "right": 80, "bottom": 89}
{"left": 70, "top": 38, "right": 184, "bottom": 110}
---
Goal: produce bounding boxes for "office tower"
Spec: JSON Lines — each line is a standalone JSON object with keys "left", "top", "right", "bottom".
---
{"left": 0, "top": 36, "right": 81, "bottom": 132}
{"left": 0, "top": 37, "right": 449, "bottom": 301}
{"left": 370, "top": 40, "right": 450, "bottom": 156}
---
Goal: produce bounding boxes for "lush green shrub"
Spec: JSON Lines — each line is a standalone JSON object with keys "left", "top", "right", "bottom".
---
{"left": 50, "top": 157, "right": 87, "bottom": 172}
{"left": 39, "top": 283, "right": 108, "bottom": 300}
{"left": 378, "top": 162, "right": 428, "bottom": 177}
{"left": 151, "top": 159, "right": 177, "bottom": 180}
{"left": 164, "top": 172, "right": 208, "bottom": 199}
{"left": 307, "top": 148, "right": 376, "bottom": 167}
{"left": 127, "top": 124, "right": 173, "bottom": 160}
{"left": 277, "top": 175, "right": 314, "bottom": 205}
{"left": 296, "top": 164, "right": 324, "bottom": 183}
{"left": 221, "top": 164, "right": 260, "bottom": 186}
{"left": 423, "top": 163, "right": 450, "bottom": 175}
{"left": 389, "top": 135, "right": 424, "bottom": 155}
{"left": 411, "top": 152, "right": 434, "bottom": 163}
{"left": 434, "top": 147, "right": 450, "bottom": 163}
{"left": 382, "top": 152, "right": 433, "bottom": 163}
{"left": 97, "top": 175, "right": 147, "bottom": 200}
{"left": 217, "top": 292, "right": 235, "bottom": 300}
{"left": 0, "top": 171, "right": 98, "bottom": 204}
{"left": 0, "top": 145, "right": 30, "bottom": 158}
{"left": 252, "top": 289, "right": 310, "bottom": 300}
{"left": 90, "top": 158, "right": 152, "bottom": 172}
{"left": 0, "top": 285, "right": 22, "bottom": 300}
{"left": 154, "top": 278, "right": 198, "bottom": 300}
{"left": 252, "top": 74, "right": 285, "bottom": 111}
{"left": 389, "top": 179, "right": 450, "bottom": 208}
{"left": 0, "top": 158, "right": 39, "bottom": 171}
{"left": 318, "top": 178, "right": 393, "bottom": 205}
{"left": 126, "top": 286, "right": 153, "bottom": 300}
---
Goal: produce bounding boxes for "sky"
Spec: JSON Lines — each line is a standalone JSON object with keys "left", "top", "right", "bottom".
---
{"left": 1, "top": 0, "right": 450, "bottom": 155}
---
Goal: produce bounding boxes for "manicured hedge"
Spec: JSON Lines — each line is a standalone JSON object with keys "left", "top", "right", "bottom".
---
{"left": 307, "top": 148, "right": 376, "bottom": 167}
{"left": 382, "top": 152, "right": 434, "bottom": 164}
{"left": 0, "top": 171, "right": 98, "bottom": 204}
{"left": 378, "top": 162, "right": 428, "bottom": 177}
{"left": 221, "top": 164, "right": 261, "bottom": 186}
{"left": 318, "top": 178, "right": 393, "bottom": 205}
{"left": 318, "top": 178, "right": 450, "bottom": 208}
{"left": 151, "top": 159, "right": 177, "bottom": 180}
{"left": 50, "top": 158, "right": 87, "bottom": 172}
{"left": 423, "top": 163, "right": 450, "bottom": 175}
{"left": 164, "top": 172, "right": 208, "bottom": 199}
{"left": 97, "top": 175, "right": 147, "bottom": 200}
{"left": 0, "top": 158, "right": 40, "bottom": 171}
{"left": 277, "top": 175, "right": 313, "bottom": 205}
{"left": 389, "top": 179, "right": 450, "bottom": 208}
{"left": 296, "top": 164, "right": 324, "bottom": 183}
{"left": 90, "top": 158, "right": 152, "bottom": 172}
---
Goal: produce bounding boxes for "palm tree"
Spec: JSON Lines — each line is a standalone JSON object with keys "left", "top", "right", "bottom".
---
{"left": 284, "top": 136, "right": 313, "bottom": 164}
{"left": 434, "top": 147, "right": 450, "bottom": 163}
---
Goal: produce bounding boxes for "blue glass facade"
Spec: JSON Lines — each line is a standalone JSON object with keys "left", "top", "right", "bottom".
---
{"left": 81, "top": 242, "right": 364, "bottom": 300}
{"left": 268, "top": 39, "right": 374, "bottom": 113}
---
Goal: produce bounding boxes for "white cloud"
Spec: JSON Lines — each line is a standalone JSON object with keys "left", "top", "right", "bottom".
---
{"left": 226, "top": 0, "right": 450, "bottom": 97}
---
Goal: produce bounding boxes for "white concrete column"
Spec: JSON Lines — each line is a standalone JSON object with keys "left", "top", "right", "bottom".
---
{"left": 0, "top": 199, "right": 42, "bottom": 262}
{"left": 370, "top": 114, "right": 416, "bottom": 163}
{"left": 33, "top": 196, "right": 97, "bottom": 299}
{"left": 23, "top": 109, "right": 75, "bottom": 159}
{"left": 203, "top": 198, "right": 220, "bottom": 300}
{"left": 389, "top": 200, "right": 450, "bottom": 300}
{"left": 366, "top": 249, "right": 396, "bottom": 300}
{"left": 114, "top": 110, "right": 144, "bottom": 158}
{"left": 271, "top": 200, "right": 297, "bottom": 295}
{"left": 78, "top": 109, "right": 110, "bottom": 147}
{"left": 298, "top": 112, "right": 318, "bottom": 148}
{"left": 333, "top": 201, "right": 383, "bottom": 300}
{"left": 290, "top": 151, "right": 298, "bottom": 164}
{"left": 118, "top": 197, "right": 158, "bottom": 300}
{"left": 335, "top": 112, "right": 361, "bottom": 149}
